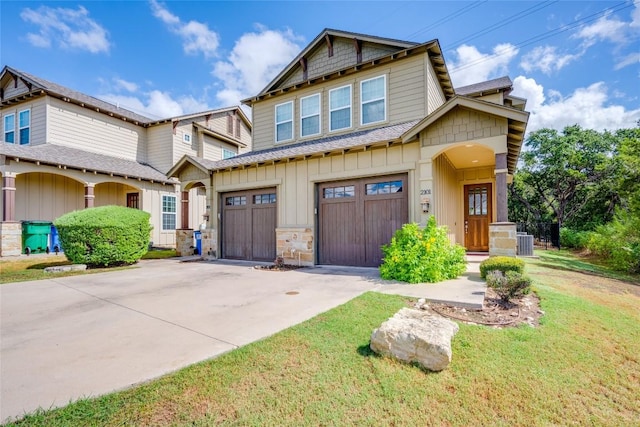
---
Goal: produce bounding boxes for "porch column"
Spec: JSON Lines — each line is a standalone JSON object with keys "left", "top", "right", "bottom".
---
{"left": 2, "top": 173, "right": 16, "bottom": 221}
{"left": 181, "top": 190, "right": 189, "bottom": 229}
{"left": 84, "top": 184, "right": 95, "bottom": 208}
{"left": 495, "top": 153, "right": 508, "bottom": 222}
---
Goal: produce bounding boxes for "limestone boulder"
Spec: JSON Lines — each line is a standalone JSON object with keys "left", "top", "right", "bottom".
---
{"left": 370, "top": 307, "right": 459, "bottom": 372}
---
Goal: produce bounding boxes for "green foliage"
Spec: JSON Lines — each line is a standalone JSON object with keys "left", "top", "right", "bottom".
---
{"left": 485, "top": 270, "right": 532, "bottom": 302}
{"left": 479, "top": 256, "right": 525, "bottom": 279}
{"left": 559, "top": 228, "right": 592, "bottom": 249}
{"left": 586, "top": 211, "right": 640, "bottom": 274}
{"left": 54, "top": 206, "right": 152, "bottom": 267}
{"left": 379, "top": 218, "right": 466, "bottom": 283}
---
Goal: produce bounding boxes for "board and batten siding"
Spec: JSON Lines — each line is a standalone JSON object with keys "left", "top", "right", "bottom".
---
{"left": 251, "top": 54, "right": 431, "bottom": 152}
{"left": 146, "top": 124, "right": 173, "bottom": 174}
{"left": 46, "top": 98, "right": 147, "bottom": 162}
{"left": 94, "top": 182, "right": 139, "bottom": 207}
{"left": 432, "top": 154, "right": 460, "bottom": 244}
{"left": 2, "top": 76, "right": 30, "bottom": 99}
{"left": 212, "top": 142, "right": 420, "bottom": 236}
{"left": 426, "top": 60, "right": 446, "bottom": 114}
{"left": 0, "top": 97, "right": 47, "bottom": 145}
{"left": 15, "top": 172, "right": 84, "bottom": 221}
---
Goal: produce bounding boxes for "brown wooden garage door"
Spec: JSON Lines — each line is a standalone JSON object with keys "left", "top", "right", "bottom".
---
{"left": 221, "top": 188, "right": 277, "bottom": 261}
{"left": 318, "top": 174, "right": 408, "bottom": 267}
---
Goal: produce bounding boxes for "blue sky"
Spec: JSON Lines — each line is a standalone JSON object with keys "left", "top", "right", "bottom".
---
{"left": 1, "top": 0, "right": 639, "bottom": 133}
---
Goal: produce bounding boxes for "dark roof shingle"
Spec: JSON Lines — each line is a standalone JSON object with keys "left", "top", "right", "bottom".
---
{"left": 455, "top": 76, "right": 512, "bottom": 96}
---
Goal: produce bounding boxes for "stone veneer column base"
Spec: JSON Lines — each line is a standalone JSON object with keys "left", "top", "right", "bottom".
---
{"left": 489, "top": 222, "right": 517, "bottom": 257}
{"left": 0, "top": 222, "right": 22, "bottom": 257}
{"left": 175, "top": 229, "right": 195, "bottom": 256}
{"left": 200, "top": 229, "right": 217, "bottom": 259}
{"left": 276, "top": 227, "right": 314, "bottom": 267}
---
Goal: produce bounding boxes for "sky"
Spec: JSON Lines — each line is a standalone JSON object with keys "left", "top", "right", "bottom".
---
{"left": 1, "top": 0, "right": 639, "bottom": 134}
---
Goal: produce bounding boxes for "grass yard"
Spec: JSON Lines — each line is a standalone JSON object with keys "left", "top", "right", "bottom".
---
{"left": 0, "top": 249, "right": 177, "bottom": 284}
{"left": 5, "top": 251, "right": 640, "bottom": 426}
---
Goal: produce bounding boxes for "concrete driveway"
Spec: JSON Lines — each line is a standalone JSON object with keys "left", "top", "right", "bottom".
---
{"left": 1, "top": 257, "right": 485, "bottom": 423}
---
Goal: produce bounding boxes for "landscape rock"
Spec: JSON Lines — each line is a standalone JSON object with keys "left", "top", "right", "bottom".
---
{"left": 370, "top": 308, "right": 459, "bottom": 372}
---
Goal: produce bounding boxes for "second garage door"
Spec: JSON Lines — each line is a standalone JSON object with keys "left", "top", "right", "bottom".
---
{"left": 318, "top": 174, "right": 408, "bottom": 267}
{"left": 221, "top": 188, "right": 277, "bottom": 261}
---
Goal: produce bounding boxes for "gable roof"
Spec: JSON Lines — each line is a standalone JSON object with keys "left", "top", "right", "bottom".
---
{"left": 402, "top": 95, "right": 529, "bottom": 174}
{"left": 0, "top": 143, "right": 174, "bottom": 184}
{"left": 242, "top": 29, "right": 455, "bottom": 104}
{"left": 456, "top": 76, "right": 513, "bottom": 96}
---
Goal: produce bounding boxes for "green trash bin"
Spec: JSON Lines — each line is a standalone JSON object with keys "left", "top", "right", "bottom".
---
{"left": 22, "top": 221, "right": 53, "bottom": 255}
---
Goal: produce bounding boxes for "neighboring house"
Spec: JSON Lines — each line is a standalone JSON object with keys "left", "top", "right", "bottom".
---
{"left": 0, "top": 65, "right": 251, "bottom": 256}
{"left": 169, "top": 28, "right": 529, "bottom": 266}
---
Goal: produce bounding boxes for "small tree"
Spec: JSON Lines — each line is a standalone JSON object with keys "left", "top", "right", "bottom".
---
{"left": 379, "top": 218, "right": 466, "bottom": 283}
{"left": 55, "top": 205, "right": 152, "bottom": 267}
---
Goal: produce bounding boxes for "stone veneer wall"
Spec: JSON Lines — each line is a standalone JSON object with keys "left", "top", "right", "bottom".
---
{"left": 0, "top": 222, "right": 22, "bottom": 256}
{"left": 175, "top": 229, "right": 195, "bottom": 256}
{"left": 276, "top": 227, "right": 314, "bottom": 266}
{"left": 489, "top": 222, "right": 517, "bottom": 257}
{"left": 200, "top": 229, "right": 217, "bottom": 258}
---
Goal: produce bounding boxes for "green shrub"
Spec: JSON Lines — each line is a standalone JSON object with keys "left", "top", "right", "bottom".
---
{"left": 54, "top": 205, "right": 152, "bottom": 267}
{"left": 587, "top": 211, "right": 640, "bottom": 274}
{"left": 560, "top": 228, "right": 592, "bottom": 249}
{"left": 479, "top": 256, "right": 525, "bottom": 279}
{"left": 485, "top": 270, "right": 532, "bottom": 302}
{"left": 379, "top": 218, "right": 467, "bottom": 284}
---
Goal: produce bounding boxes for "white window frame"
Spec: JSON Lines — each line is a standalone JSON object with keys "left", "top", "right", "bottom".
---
{"left": 300, "top": 93, "right": 321, "bottom": 138}
{"left": 329, "top": 85, "right": 352, "bottom": 132}
{"left": 360, "top": 75, "right": 387, "bottom": 126}
{"left": 275, "top": 101, "right": 294, "bottom": 143}
{"left": 18, "top": 109, "right": 30, "bottom": 145}
{"left": 183, "top": 132, "right": 191, "bottom": 144}
{"left": 222, "top": 148, "right": 236, "bottom": 159}
{"left": 162, "top": 195, "right": 177, "bottom": 230}
{"left": 4, "top": 113, "right": 15, "bottom": 143}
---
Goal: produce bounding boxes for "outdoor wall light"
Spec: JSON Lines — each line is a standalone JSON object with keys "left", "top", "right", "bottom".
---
{"left": 421, "top": 197, "right": 431, "bottom": 213}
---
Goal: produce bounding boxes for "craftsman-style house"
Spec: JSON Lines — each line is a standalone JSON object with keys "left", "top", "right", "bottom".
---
{"left": 169, "top": 29, "right": 529, "bottom": 266}
{"left": 0, "top": 65, "right": 251, "bottom": 255}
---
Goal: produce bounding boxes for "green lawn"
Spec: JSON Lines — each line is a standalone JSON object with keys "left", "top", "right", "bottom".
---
{"left": 5, "top": 251, "right": 640, "bottom": 426}
{"left": 0, "top": 249, "right": 177, "bottom": 284}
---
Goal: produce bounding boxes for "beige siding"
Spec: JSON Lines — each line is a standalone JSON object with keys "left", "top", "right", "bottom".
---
{"left": 173, "top": 122, "right": 198, "bottom": 164}
{"left": 47, "top": 98, "right": 147, "bottom": 161}
{"left": 422, "top": 107, "right": 508, "bottom": 146}
{"left": 427, "top": 60, "right": 446, "bottom": 114}
{"left": 15, "top": 172, "right": 84, "bottom": 221}
{"left": 252, "top": 53, "right": 431, "bottom": 151}
{"left": 94, "top": 182, "right": 139, "bottom": 206}
{"left": 188, "top": 186, "right": 208, "bottom": 230}
{"left": 141, "top": 186, "right": 179, "bottom": 247}
{"left": 476, "top": 92, "right": 504, "bottom": 105}
{"left": 433, "top": 154, "right": 460, "bottom": 242}
{"left": 146, "top": 123, "right": 173, "bottom": 173}
{"left": 0, "top": 97, "right": 47, "bottom": 145}
{"left": 2, "top": 76, "right": 31, "bottom": 99}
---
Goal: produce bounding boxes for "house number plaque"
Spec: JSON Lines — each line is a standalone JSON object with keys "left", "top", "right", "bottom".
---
{"left": 420, "top": 189, "right": 431, "bottom": 195}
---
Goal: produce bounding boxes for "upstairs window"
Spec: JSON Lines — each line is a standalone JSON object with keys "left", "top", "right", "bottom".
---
{"left": 275, "top": 101, "right": 293, "bottom": 143}
{"left": 329, "top": 85, "right": 351, "bottom": 131}
{"left": 223, "top": 148, "right": 236, "bottom": 159}
{"left": 361, "top": 76, "right": 386, "bottom": 125}
{"left": 4, "top": 113, "right": 15, "bottom": 143}
{"left": 19, "top": 110, "right": 30, "bottom": 145}
{"left": 300, "top": 94, "right": 320, "bottom": 137}
{"left": 162, "top": 195, "right": 177, "bottom": 230}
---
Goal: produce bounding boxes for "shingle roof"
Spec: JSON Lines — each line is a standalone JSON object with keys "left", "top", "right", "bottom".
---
{"left": 4, "top": 66, "right": 155, "bottom": 124}
{"left": 0, "top": 143, "right": 174, "bottom": 184}
{"left": 200, "top": 120, "right": 420, "bottom": 171}
{"left": 455, "top": 76, "right": 513, "bottom": 96}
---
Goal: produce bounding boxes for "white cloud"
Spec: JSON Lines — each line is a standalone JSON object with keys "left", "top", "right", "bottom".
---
{"left": 20, "top": 5, "right": 110, "bottom": 53}
{"left": 99, "top": 91, "right": 209, "bottom": 119}
{"left": 213, "top": 26, "right": 303, "bottom": 106}
{"left": 150, "top": 0, "right": 219, "bottom": 58}
{"left": 114, "top": 78, "right": 138, "bottom": 93}
{"left": 632, "top": 1, "right": 640, "bottom": 27}
{"left": 520, "top": 45, "right": 583, "bottom": 74}
{"left": 614, "top": 51, "right": 640, "bottom": 70}
{"left": 512, "top": 76, "right": 640, "bottom": 132}
{"left": 574, "top": 12, "right": 627, "bottom": 47}
{"left": 448, "top": 43, "right": 519, "bottom": 87}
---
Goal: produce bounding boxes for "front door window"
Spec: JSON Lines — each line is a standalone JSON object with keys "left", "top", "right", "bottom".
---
{"left": 464, "top": 184, "right": 491, "bottom": 251}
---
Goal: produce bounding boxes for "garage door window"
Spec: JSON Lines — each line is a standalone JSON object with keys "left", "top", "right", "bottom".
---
{"left": 254, "top": 193, "right": 276, "bottom": 204}
{"left": 226, "top": 196, "right": 247, "bottom": 206}
{"left": 323, "top": 185, "right": 355, "bottom": 198}
{"left": 365, "top": 180, "right": 403, "bottom": 195}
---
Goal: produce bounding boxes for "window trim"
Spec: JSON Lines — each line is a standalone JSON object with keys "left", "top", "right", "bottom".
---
{"left": 329, "top": 84, "right": 352, "bottom": 132}
{"left": 182, "top": 132, "right": 191, "bottom": 144}
{"left": 4, "top": 113, "right": 15, "bottom": 143}
{"left": 360, "top": 75, "right": 387, "bottom": 126}
{"left": 299, "top": 93, "right": 321, "bottom": 138}
{"left": 275, "top": 101, "right": 294, "bottom": 143}
{"left": 222, "top": 148, "right": 236, "bottom": 159}
{"left": 18, "top": 109, "right": 30, "bottom": 145}
{"left": 161, "top": 195, "right": 177, "bottom": 231}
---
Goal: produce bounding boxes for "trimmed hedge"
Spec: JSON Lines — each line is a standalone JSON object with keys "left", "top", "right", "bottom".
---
{"left": 54, "top": 205, "right": 152, "bottom": 267}
{"left": 479, "top": 256, "right": 525, "bottom": 279}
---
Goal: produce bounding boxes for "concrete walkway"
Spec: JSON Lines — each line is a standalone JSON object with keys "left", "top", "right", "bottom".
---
{"left": 0, "top": 255, "right": 486, "bottom": 423}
